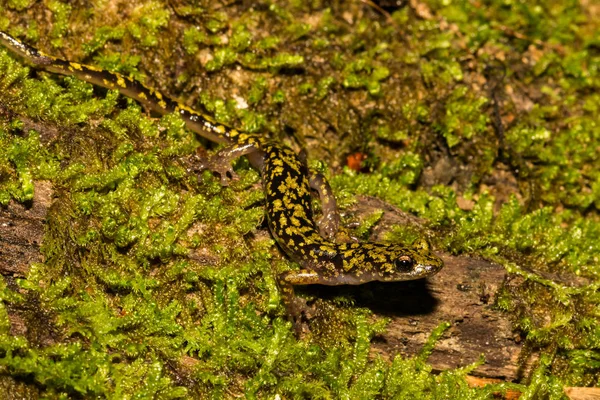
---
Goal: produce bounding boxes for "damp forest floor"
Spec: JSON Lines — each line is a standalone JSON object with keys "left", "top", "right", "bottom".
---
{"left": 0, "top": 1, "right": 599, "bottom": 399}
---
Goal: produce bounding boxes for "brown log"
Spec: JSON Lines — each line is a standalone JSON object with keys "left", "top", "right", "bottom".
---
{"left": 465, "top": 376, "right": 521, "bottom": 400}
{"left": 367, "top": 253, "right": 523, "bottom": 379}
{"left": 0, "top": 181, "right": 52, "bottom": 277}
{"left": 564, "top": 387, "right": 600, "bottom": 400}
{"left": 336, "top": 195, "right": 525, "bottom": 380}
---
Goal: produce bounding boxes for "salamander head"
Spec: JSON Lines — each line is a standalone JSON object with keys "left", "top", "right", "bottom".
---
{"left": 386, "top": 237, "right": 444, "bottom": 280}
{"left": 336, "top": 238, "right": 443, "bottom": 284}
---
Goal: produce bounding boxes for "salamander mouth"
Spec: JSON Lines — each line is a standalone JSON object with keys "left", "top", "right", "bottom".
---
{"left": 363, "top": 263, "right": 443, "bottom": 283}
{"left": 413, "top": 264, "right": 441, "bottom": 276}
{"left": 382, "top": 263, "right": 442, "bottom": 281}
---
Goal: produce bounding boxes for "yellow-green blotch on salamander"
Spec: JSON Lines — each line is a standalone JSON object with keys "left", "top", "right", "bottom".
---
{"left": 0, "top": 31, "right": 443, "bottom": 317}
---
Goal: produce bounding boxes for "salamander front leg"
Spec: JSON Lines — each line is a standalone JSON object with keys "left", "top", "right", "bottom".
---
{"left": 308, "top": 171, "right": 340, "bottom": 239}
{"left": 279, "top": 269, "right": 321, "bottom": 334}
{"left": 191, "top": 142, "right": 259, "bottom": 186}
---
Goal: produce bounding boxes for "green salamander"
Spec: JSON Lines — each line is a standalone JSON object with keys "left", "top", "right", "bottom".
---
{"left": 0, "top": 31, "right": 443, "bottom": 317}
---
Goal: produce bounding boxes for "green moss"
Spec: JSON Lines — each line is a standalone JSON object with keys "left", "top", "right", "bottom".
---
{"left": 205, "top": 47, "right": 237, "bottom": 72}
{"left": 182, "top": 27, "right": 207, "bottom": 55}
{"left": 0, "top": 0, "right": 599, "bottom": 397}
{"left": 94, "top": 53, "right": 145, "bottom": 81}
{"left": 47, "top": 0, "right": 71, "bottom": 48}
{"left": 316, "top": 76, "right": 334, "bottom": 100}
{"left": 342, "top": 59, "right": 390, "bottom": 97}
{"left": 353, "top": 210, "right": 384, "bottom": 240}
{"left": 256, "top": 35, "right": 280, "bottom": 51}
{"left": 127, "top": 1, "right": 170, "bottom": 47}
{"left": 247, "top": 76, "right": 267, "bottom": 105}
{"left": 82, "top": 26, "right": 126, "bottom": 56}
{"left": 6, "top": 0, "right": 34, "bottom": 12}
{"left": 0, "top": 12, "right": 8, "bottom": 32}
{"left": 434, "top": 86, "right": 489, "bottom": 148}
{"left": 205, "top": 11, "right": 228, "bottom": 33}
{"left": 0, "top": 338, "right": 188, "bottom": 398}
{"left": 266, "top": 52, "right": 304, "bottom": 69}
{"left": 286, "top": 22, "right": 311, "bottom": 41}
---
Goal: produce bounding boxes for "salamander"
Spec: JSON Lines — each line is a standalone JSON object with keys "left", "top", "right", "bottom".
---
{"left": 0, "top": 31, "right": 443, "bottom": 320}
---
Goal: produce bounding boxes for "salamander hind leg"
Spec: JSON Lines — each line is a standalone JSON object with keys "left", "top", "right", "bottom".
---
{"left": 308, "top": 171, "right": 340, "bottom": 239}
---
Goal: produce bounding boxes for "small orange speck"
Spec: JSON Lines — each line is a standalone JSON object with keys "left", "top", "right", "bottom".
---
{"left": 346, "top": 152, "right": 367, "bottom": 171}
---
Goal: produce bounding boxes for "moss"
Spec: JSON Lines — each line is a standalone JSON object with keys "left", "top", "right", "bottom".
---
{"left": 434, "top": 86, "right": 489, "bottom": 149}
{"left": 6, "top": 0, "right": 34, "bottom": 12}
{"left": 0, "top": 12, "right": 8, "bottom": 32}
{"left": 342, "top": 59, "right": 391, "bottom": 97}
{"left": 47, "top": 0, "right": 71, "bottom": 48}
{"left": 354, "top": 210, "right": 384, "bottom": 241}
{"left": 127, "top": 2, "right": 170, "bottom": 47}
{"left": 82, "top": 26, "right": 126, "bottom": 56}
{"left": 0, "top": 0, "right": 599, "bottom": 397}
{"left": 94, "top": 53, "right": 145, "bottom": 81}
{"left": 205, "top": 47, "right": 237, "bottom": 72}
{"left": 182, "top": 27, "right": 207, "bottom": 55}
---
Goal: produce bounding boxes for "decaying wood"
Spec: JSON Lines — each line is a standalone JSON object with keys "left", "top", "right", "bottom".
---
{"left": 465, "top": 376, "right": 521, "bottom": 400}
{"left": 564, "top": 387, "right": 600, "bottom": 400}
{"left": 464, "top": 378, "right": 600, "bottom": 400}
{"left": 0, "top": 181, "right": 52, "bottom": 277}
{"left": 368, "top": 253, "right": 523, "bottom": 379}
{"left": 342, "top": 195, "right": 524, "bottom": 380}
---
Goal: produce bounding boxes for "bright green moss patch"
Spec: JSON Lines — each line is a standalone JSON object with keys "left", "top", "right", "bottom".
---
{"left": 434, "top": 86, "right": 489, "bottom": 149}
{"left": 5, "top": 0, "right": 34, "bottom": 12}
{"left": 0, "top": 0, "right": 599, "bottom": 397}
{"left": 128, "top": 2, "right": 170, "bottom": 47}
{"left": 342, "top": 59, "right": 391, "bottom": 97}
{"left": 82, "top": 26, "right": 126, "bottom": 56}
{"left": 94, "top": 53, "right": 145, "bottom": 82}
{"left": 47, "top": 0, "right": 71, "bottom": 48}
{"left": 0, "top": 338, "right": 188, "bottom": 398}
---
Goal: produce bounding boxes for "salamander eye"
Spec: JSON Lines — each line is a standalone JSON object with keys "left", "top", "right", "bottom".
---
{"left": 395, "top": 256, "right": 414, "bottom": 270}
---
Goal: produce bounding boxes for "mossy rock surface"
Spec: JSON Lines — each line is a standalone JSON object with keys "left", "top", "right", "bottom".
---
{"left": 0, "top": 1, "right": 598, "bottom": 398}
